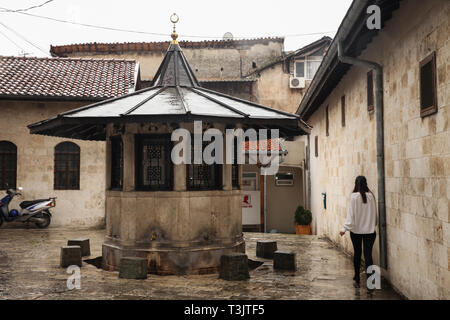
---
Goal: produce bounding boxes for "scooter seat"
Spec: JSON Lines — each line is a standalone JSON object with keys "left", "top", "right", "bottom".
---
{"left": 19, "top": 199, "right": 51, "bottom": 209}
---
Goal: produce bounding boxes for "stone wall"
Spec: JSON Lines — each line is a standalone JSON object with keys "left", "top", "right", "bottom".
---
{"left": 308, "top": 0, "right": 449, "bottom": 299}
{"left": 254, "top": 62, "right": 307, "bottom": 114}
{"left": 0, "top": 100, "right": 106, "bottom": 227}
{"left": 102, "top": 122, "right": 244, "bottom": 275}
{"left": 64, "top": 40, "right": 283, "bottom": 82}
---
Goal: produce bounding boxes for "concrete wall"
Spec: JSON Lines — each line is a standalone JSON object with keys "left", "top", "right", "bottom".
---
{"left": 0, "top": 100, "right": 106, "bottom": 227}
{"left": 266, "top": 166, "right": 304, "bottom": 234}
{"left": 307, "top": 0, "right": 449, "bottom": 299}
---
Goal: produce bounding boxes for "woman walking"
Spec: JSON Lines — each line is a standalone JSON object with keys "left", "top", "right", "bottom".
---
{"left": 339, "top": 176, "right": 377, "bottom": 289}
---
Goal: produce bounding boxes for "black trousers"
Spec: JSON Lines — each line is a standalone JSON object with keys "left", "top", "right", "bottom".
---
{"left": 350, "top": 232, "right": 376, "bottom": 282}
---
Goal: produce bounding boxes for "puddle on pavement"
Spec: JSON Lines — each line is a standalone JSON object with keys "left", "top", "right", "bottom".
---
{"left": 83, "top": 256, "right": 265, "bottom": 272}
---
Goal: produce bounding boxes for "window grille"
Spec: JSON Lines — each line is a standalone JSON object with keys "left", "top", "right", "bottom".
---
{"left": 136, "top": 135, "right": 172, "bottom": 191}
{"left": 187, "top": 139, "right": 222, "bottom": 190}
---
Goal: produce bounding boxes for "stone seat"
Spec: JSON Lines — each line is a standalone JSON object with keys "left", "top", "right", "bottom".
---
{"left": 256, "top": 240, "right": 278, "bottom": 259}
{"left": 219, "top": 253, "right": 250, "bottom": 281}
{"left": 60, "top": 246, "right": 82, "bottom": 268}
{"left": 67, "top": 239, "right": 90, "bottom": 256}
{"left": 273, "top": 251, "right": 296, "bottom": 271}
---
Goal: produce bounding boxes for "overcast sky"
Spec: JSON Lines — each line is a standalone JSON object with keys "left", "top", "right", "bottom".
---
{"left": 0, "top": 0, "right": 352, "bottom": 57}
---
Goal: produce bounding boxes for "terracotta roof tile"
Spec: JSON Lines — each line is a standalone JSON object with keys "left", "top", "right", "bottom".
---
{"left": 244, "top": 139, "right": 284, "bottom": 152}
{"left": 50, "top": 37, "right": 284, "bottom": 56}
{"left": 0, "top": 56, "right": 137, "bottom": 99}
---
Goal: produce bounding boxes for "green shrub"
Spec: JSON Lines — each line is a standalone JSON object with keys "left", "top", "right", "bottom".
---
{"left": 294, "top": 206, "right": 312, "bottom": 226}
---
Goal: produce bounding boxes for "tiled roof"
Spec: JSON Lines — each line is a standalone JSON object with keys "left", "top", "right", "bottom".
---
{"left": 0, "top": 56, "right": 138, "bottom": 100}
{"left": 50, "top": 37, "right": 284, "bottom": 57}
{"left": 244, "top": 139, "right": 286, "bottom": 153}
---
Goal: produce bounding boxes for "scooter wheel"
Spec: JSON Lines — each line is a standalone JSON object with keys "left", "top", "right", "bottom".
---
{"left": 35, "top": 213, "right": 51, "bottom": 229}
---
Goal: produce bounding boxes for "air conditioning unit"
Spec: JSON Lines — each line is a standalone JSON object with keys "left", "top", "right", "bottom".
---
{"left": 289, "top": 76, "right": 305, "bottom": 89}
{"left": 275, "top": 172, "right": 294, "bottom": 186}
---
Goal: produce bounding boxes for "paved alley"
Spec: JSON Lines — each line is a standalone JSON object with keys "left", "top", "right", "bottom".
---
{"left": 0, "top": 227, "right": 402, "bottom": 300}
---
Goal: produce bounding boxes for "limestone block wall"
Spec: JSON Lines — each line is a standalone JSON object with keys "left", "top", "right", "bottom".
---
{"left": 0, "top": 100, "right": 106, "bottom": 227}
{"left": 59, "top": 41, "right": 298, "bottom": 113}
{"left": 308, "top": 66, "right": 379, "bottom": 260}
{"left": 64, "top": 40, "right": 283, "bottom": 82}
{"left": 308, "top": 0, "right": 449, "bottom": 299}
{"left": 105, "top": 190, "right": 242, "bottom": 246}
{"left": 254, "top": 63, "right": 307, "bottom": 114}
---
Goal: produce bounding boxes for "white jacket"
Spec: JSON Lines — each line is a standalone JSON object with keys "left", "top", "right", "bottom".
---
{"left": 341, "top": 192, "right": 378, "bottom": 234}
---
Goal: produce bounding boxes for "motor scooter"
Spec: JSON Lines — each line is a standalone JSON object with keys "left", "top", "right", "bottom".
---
{"left": 0, "top": 187, "right": 55, "bottom": 228}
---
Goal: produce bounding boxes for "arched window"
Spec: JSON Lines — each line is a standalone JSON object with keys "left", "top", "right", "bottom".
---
{"left": 54, "top": 142, "right": 80, "bottom": 190}
{"left": 0, "top": 141, "right": 17, "bottom": 189}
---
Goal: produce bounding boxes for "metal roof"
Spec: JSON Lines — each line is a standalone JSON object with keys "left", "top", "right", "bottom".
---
{"left": 29, "top": 42, "right": 310, "bottom": 140}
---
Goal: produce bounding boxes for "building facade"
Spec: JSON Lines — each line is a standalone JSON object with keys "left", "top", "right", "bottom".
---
{"left": 0, "top": 56, "right": 139, "bottom": 227}
{"left": 50, "top": 37, "right": 329, "bottom": 233}
{"left": 298, "top": 0, "right": 449, "bottom": 299}
{"left": 51, "top": 37, "right": 330, "bottom": 115}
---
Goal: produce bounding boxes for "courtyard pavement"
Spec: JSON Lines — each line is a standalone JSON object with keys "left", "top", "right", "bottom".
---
{"left": 0, "top": 227, "right": 402, "bottom": 300}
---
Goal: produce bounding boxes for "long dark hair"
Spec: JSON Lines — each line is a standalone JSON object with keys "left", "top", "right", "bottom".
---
{"left": 353, "top": 176, "right": 371, "bottom": 203}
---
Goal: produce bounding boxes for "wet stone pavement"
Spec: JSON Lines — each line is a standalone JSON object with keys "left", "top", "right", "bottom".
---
{"left": 0, "top": 227, "right": 402, "bottom": 300}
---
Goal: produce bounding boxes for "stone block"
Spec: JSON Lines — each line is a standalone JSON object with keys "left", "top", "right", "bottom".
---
{"left": 67, "top": 239, "right": 90, "bottom": 256}
{"left": 273, "top": 251, "right": 296, "bottom": 271}
{"left": 219, "top": 253, "right": 249, "bottom": 281}
{"left": 256, "top": 240, "right": 277, "bottom": 259}
{"left": 119, "top": 257, "right": 148, "bottom": 279}
{"left": 60, "top": 246, "right": 82, "bottom": 268}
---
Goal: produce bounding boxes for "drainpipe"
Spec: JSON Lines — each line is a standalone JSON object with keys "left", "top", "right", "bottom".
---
{"left": 263, "top": 174, "right": 267, "bottom": 233}
{"left": 337, "top": 41, "right": 387, "bottom": 269}
{"left": 307, "top": 135, "right": 311, "bottom": 210}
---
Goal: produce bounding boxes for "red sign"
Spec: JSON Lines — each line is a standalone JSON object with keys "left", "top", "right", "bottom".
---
{"left": 242, "top": 194, "right": 252, "bottom": 208}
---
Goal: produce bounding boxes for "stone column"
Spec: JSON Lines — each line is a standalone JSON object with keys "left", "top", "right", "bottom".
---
{"left": 215, "top": 123, "right": 231, "bottom": 191}
{"left": 173, "top": 123, "right": 188, "bottom": 191}
{"left": 122, "top": 125, "right": 135, "bottom": 192}
{"left": 174, "top": 164, "right": 186, "bottom": 191}
{"left": 223, "top": 164, "right": 232, "bottom": 191}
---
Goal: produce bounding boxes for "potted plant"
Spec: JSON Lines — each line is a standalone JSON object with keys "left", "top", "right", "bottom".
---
{"left": 294, "top": 206, "right": 312, "bottom": 235}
